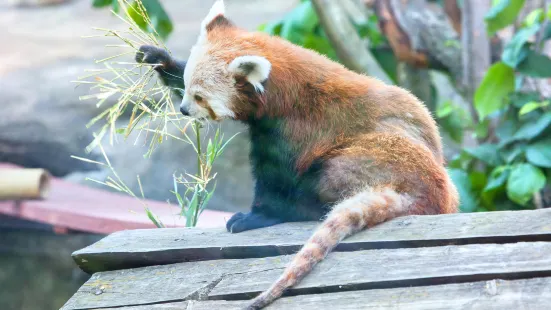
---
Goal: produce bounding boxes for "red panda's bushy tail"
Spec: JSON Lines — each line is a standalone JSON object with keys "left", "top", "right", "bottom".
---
{"left": 245, "top": 187, "right": 411, "bottom": 310}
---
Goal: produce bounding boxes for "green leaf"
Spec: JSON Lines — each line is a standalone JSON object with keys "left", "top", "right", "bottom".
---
{"left": 448, "top": 151, "right": 472, "bottom": 170}
{"left": 496, "top": 117, "right": 520, "bottom": 144}
{"left": 501, "top": 24, "right": 539, "bottom": 68}
{"left": 259, "top": 21, "right": 284, "bottom": 35}
{"left": 464, "top": 143, "right": 503, "bottom": 166}
{"left": 128, "top": 0, "right": 173, "bottom": 40}
{"left": 512, "top": 111, "right": 551, "bottom": 140}
{"left": 485, "top": 0, "right": 526, "bottom": 35}
{"left": 370, "top": 47, "right": 398, "bottom": 83}
{"left": 448, "top": 168, "right": 478, "bottom": 213}
{"left": 185, "top": 189, "right": 199, "bottom": 227}
{"left": 474, "top": 62, "right": 515, "bottom": 120}
{"left": 469, "top": 171, "right": 488, "bottom": 192}
{"left": 517, "top": 50, "right": 551, "bottom": 77}
{"left": 519, "top": 100, "right": 550, "bottom": 115}
{"left": 526, "top": 138, "right": 551, "bottom": 167}
{"left": 501, "top": 144, "right": 526, "bottom": 163}
{"left": 509, "top": 91, "right": 541, "bottom": 108}
{"left": 92, "top": 0, "right": 112, "bottom": 8}
{"left": 303, "top": 34, "right": 338, "bottom": 60}
{"left": 474, "top": 119, "right": 490, "bottom": 140}
{"left": 363, "top": 14, "right": 386, "bottom": 46}
{"left": 484, "top": 166, "right": 511, "bottom": 192}
{"left": 112, "top": 0, "right": 119, "bottom": 12}
{"left": 523, "top": 8, "right": 544, "bottom": 27}
{"left": 143, "top": 0, "right": 173, "bottom": 40}
{"left": 436, "top": 100, "right": 454, "bottom": 118}
{"left": 280, "top": 1, "right": 318, "bottom": 45}
{"left": 199, "top": 182, "right": 216, "bottom": 212}
{"left": 440, "top": 114, "right": 465, "bottom": 143}
{"left": 145, "top": 207, "right": 165, "bottom": 228}
{"left": 506, "top": 163, "right": 546, "bottom": 205}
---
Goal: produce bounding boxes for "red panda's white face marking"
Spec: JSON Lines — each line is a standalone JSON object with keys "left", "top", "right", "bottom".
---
{"left": 180, "top": 0, "right": 272, "bottom": 120}
{"left": 182, "top": 50, "right": 236, "bottom": 120}
{"left": 181, "top": 0, "right": 234, "bottom": 120}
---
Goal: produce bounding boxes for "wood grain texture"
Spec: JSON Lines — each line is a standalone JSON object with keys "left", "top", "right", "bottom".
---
{"left": 62, "top": 242, "right": 551, "bottom": 309}
{"left": 73, "top": 208, "right": 551, "bottom": 273}
{"left": 187, "top": 278, "right": 551, "bottom": 310}
{"left": 92, "top": 302, "right": 189, "bottom": 310}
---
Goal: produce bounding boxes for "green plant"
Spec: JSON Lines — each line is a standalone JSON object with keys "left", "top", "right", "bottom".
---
{"left": 448, "top": 1, "right": 551, "bottom": 212}
{"left": 78, "top": 0, "right": 234, "bottom": 227}
{"left": 92, "top": 0, "right": 173, "bottom": 40}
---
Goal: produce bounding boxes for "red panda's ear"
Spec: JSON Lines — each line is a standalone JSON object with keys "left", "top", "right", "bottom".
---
{"left": 228, "top": 56, "right": 271, "bottom": 93}
{"left": 198, "top": 1, "right": 232, "bottom": 41}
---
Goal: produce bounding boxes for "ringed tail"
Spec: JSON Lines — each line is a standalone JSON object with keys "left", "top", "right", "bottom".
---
{"left": 244, "top": 187, "right": 412, "bottom": 310}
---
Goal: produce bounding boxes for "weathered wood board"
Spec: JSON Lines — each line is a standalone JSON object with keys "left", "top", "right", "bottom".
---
{"left": 73, "top": 208, "right": 551, "bottom": 274}
{"left": 92, "top": 278, "right": 551, "bottom": 310}
{"left": 62, "top": 242, "right": 551, "bottom": 310}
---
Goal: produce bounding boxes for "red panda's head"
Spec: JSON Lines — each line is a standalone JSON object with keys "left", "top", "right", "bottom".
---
{"left": 180, "top": 0, "right": 272, "bottom": 121}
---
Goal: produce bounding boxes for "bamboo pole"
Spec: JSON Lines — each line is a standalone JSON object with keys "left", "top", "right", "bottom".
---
{"left": 0, "top": 168, "right": 51, "bottom": 200}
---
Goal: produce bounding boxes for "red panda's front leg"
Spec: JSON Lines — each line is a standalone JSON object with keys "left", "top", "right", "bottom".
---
{"left": 135, "top": 45, "right": 187, "bottom": 98}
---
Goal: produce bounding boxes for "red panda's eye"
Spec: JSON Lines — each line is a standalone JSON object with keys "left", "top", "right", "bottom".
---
{"left": 194, "top": 95, "right": 203, "bottom": 102}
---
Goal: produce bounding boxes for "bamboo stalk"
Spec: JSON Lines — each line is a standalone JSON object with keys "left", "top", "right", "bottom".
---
{"left": 0, "top": 168, "right": 51, "bottom": 200}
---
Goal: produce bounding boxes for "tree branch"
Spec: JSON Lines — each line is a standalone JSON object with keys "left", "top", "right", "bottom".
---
{"left": 311, "top": 0, "right": 392, "bottom": 83}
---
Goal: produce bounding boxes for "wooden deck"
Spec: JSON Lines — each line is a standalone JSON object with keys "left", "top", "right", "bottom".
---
{"left": 62, "top": 208, "right": 551, "bottom": 309}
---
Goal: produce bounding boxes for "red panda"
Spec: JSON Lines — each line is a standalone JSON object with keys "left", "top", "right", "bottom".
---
{"left": 151, "top": 1, "right": 459, "bottom": 309}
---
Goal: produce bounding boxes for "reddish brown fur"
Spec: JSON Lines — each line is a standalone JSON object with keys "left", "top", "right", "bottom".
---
{"left": 196, "top": 14, "right": 458, "bottom": 310}
{"left": 205, "top": 24, "right": 444, "bottom": 172}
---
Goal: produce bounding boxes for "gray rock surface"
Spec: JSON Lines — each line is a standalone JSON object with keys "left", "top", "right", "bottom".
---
{"left": 1, "top": 0, "right": 298, "bottom": 213}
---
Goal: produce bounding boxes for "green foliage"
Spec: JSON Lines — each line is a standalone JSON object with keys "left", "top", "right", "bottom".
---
{"left": 517, "top": 49, "right": 551, "bottom": 77}
{"left": 526, "top": 139, "right": 551, "bottom": 167}
{"left": 92, "top": 0, "right": 173, "bottom": 40}
{"left": 474, "top": 62, "right": 515, "bottom": 120}
{"left": 451, "top": 2, "right": 551, "bottom": 212}
{"left": 485, "top": 0, "right": 525, "bottom": 35}
{"left": 435, "top": 100, "right": 472, "bottom": 143}
{"left": 172, "top": 125, "right": 237, "bottom": 227}
{"left": 258, "top": 1, "right": 338, "bottom": 60}
{"left": 507, "top": 163, "right": 546, "bottom": 205}
{"left": 519, "top": 100, "right": 549, "bottom": 115}
{"left": 501, "top": 24, "right": 539, "bottom": 67}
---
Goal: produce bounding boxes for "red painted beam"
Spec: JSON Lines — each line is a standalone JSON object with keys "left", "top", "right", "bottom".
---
{"left": 0, "top": 163, "right": 232, "bottom": 234}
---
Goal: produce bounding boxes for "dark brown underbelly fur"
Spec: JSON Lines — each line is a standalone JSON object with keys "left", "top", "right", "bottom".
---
{"left": 246, "top": 116, "right": 331, "bottom": 222}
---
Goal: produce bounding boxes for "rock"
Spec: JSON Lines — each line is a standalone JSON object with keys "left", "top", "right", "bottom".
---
{"left": 0, "top": 0, "right": 298, "bottom": 212}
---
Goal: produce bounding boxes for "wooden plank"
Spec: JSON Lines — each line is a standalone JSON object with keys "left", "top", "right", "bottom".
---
{"left": 62, "top": 242, "right": 551, "bottom": 309}
{"left": 95, "top": 278, "right": 551, "bottom": 310}
{"left": 91, "top": 302, "right": 189, "bottom": 310}
{"left": 73, "top": 208, "right": 551, "bottom": 273}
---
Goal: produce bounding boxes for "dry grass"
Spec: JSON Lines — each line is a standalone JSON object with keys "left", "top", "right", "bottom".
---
{"left": 72, "top": 0, "right": 237, "bottom": 227}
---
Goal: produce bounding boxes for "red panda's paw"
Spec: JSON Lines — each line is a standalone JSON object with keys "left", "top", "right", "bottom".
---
{"left": 135, "top": 45, "right": 171, "bottom": 69}
{"left": 226, "top": 211, "right": 282, "bottom": 233}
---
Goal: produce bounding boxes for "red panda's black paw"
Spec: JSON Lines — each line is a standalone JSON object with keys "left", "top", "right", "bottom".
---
{"left": 226, "top": 211, "right": 282, "bottom": 233}
{"left": 135, "top": 45, "right": 171, "bottom": 69}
